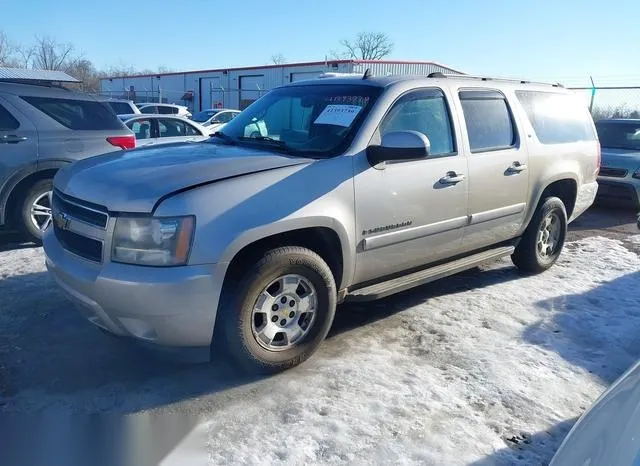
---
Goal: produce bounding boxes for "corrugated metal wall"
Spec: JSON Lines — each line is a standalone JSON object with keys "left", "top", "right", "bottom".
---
{"left": 99, "top": 61, "right": 463, "bottom": 113}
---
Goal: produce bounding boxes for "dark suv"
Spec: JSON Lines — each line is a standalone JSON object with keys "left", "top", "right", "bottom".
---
{"left": 0, "top": 79, "right": 135, "bottom": 242}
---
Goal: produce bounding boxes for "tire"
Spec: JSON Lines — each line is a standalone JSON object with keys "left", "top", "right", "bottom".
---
{"left": 215, "top": 246, "right": 337, "bottom": 374}
{"left": 512, "top": 196, "right": 567, "bottom": 274}
{"left": 17, "top": 179, "right": 54, "bottom": 244}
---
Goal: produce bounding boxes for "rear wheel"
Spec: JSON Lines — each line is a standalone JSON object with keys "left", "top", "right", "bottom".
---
{"left": 18, "top": 179, "right": 53, "bottom": 244}
{"left": 215, "top": 246, "right": 337, "bottom": 374}
{"left": 512, "top": 196, "right": 567, "bottom": 274}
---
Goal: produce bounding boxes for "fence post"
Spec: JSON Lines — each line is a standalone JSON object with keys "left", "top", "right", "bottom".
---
{"left": 589, "top": 76, "right": 596, "bottom": 113}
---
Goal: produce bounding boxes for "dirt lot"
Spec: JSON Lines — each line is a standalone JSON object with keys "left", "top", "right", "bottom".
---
{"left": 0, "top": 205, "right": 638, "bottom": 464}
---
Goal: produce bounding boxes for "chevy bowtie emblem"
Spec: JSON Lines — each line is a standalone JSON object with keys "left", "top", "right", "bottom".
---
{"left": 54, "top": 211, "right": 70, "bottom": 230}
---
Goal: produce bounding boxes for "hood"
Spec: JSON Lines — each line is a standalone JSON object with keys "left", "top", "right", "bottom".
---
{"left": 54, "top": 141, "right": 311, "bottom": 213}
{"left": 550, "top": 360, "right": 640, "bottom": 465}
{"left": 601, "top": 148, "right": 640, "bottom": 170}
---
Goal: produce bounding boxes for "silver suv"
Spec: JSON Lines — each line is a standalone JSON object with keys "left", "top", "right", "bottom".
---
{"left": 44, "top": 73, "right": 600, "bottom": 373}
{"left": 0, "top": 80, "right": 134, "bottom": 242}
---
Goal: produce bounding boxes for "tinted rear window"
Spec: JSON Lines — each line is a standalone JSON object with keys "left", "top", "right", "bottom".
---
{"left": 21, "top": 96, "right": 123, "bottom": 130}
{"left": 515, "top": 91, "right": 596, "bottom": 144}
{"left": 459, "top": 90, "right": 516, "bottom": 152}
{"left": 107, "top": 101, "right": 134, "bottom": 115}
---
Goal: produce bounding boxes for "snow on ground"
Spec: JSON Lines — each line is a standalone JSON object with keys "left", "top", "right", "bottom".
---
{"left": 1, "top": 236, "right": 639, "bottom": 465}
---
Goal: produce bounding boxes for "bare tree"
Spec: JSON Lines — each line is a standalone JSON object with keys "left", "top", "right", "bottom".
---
{"left": 338, "top": 32, "right": 394, "bottom": 60}
{"left": 270, "top": 53, "right": 286, "bottom": 65}
{"left": 0, "top": 31, "right": 18, "bottom": 67}
{"left": 30, "top": 36, "right": 80, "bottom": 71}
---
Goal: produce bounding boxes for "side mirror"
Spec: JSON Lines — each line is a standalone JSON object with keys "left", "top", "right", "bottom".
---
{"left": 366, "top": 130, "right": 430, "bottom": 166}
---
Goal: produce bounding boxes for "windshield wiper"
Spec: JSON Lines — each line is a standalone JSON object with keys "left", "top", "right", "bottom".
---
{"left": 237, "top": 136, "right": 292, "bottom": 152}
{"left": 211, "top": 131, "right": 236, "bottom": 145}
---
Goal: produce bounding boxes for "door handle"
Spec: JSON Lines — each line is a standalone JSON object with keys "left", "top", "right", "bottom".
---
{"left": 439, "top": 171, "right": 465, "bottom": 185}
{"left": 0, "top": 135, "right": 28, "bottom": 144}
{"left": 506, "top": 161, "right": 527, "bottom": 174}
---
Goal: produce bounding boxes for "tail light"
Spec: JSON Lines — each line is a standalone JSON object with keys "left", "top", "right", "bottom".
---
{"left": 107, "top": 135, "right": 136, "bottom": 150}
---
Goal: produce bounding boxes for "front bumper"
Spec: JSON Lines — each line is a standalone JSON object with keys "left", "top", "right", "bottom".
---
{"left": 596, "top": 177, "right": 640, "bottom": 208}
{"left": 43, "top": 227, "right": 227, "bottom": 350}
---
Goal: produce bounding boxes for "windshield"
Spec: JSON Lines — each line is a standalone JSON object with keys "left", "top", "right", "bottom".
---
{"left": 192, "top": 110, "right": 220, "bottom": 122}
{"left": 214, "top": 84, "right": 382, "bottom": 157}
{"left": 596, "top": 121, "right": 640, "bottom": 151}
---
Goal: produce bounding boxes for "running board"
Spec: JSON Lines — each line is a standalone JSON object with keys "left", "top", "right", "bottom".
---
{"left": 345, "top": 246, "right": 515, "bottom": 302}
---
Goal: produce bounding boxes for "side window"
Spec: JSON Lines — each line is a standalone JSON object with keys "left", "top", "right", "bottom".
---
{"left": 515, "top": 90, "right": 596, "bottom": 144}
{"left": 127, "top": 119, "right": 152, "bottom": 139}
{"left": 157, "top": 106, "right": 174, "bottom": 115}
{"left": 379, "top": 89, "right": 455, "bottom": 156}
{"left": 184, "top": 123, "right": 201, "bottom": 136}
{"left": 140, "top": 106, "right": 156, "bottom": 114}
{"left": 158, "top": 118, "right": 186, "bottom": 137}
{"left": 459, "top": 90, "right": 516, "bottom": 153}
{"left": 0, "top": 104, "right": 20, "bottom": 131}
{"left": 20, "top": 96, "right": 123, "bottom": 130}
{"left": 215, "top": 112, "right": 233, "bottom": 123}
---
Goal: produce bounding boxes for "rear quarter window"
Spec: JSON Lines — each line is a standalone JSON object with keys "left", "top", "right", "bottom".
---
{"left": 515, "top": 90, "right": 596, "bottom": 144}
{"left": 21, "top": 96, "right": 124, "bottom": 130}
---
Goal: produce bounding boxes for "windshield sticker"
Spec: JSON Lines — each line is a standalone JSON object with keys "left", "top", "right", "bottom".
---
{"left": 314, "top": 105, "right": 362, "bottom": 127}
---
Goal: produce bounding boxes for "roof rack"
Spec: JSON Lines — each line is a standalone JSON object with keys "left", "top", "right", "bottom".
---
{"left": 0, "top": 68, "right": 80, "bottom": 86}
{"left": 427, "top": 72, "right": 563, "bottom": 88}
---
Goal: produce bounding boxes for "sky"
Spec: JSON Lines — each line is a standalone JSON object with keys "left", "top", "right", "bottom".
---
{"left": 2, "top": 0, "right": 639, "bottom": 87}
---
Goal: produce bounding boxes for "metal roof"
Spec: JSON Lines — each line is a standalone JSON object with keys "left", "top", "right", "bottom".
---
{"left": 0, "top": 67, "right": 80, "bottom": 83}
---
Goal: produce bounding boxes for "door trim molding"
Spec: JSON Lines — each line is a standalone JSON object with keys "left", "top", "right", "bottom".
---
{"left": 362, "top": 215, "right": 468, "bottom": 251}
{"left": 470, "top": 202, "right": 526, "bottom": 225}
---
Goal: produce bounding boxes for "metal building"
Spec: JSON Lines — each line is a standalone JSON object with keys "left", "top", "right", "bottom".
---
{"left": 99, "top": 60, "right": 464, "bottom": 113}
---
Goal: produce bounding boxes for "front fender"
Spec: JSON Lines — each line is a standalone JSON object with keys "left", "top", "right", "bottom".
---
{"left": 154, "top": 156, "right": 357, "bottom": 288}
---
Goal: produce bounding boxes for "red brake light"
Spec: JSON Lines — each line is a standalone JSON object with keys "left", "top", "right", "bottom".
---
{"left": 107, "top": 135, "right": 136, "bottom": 150}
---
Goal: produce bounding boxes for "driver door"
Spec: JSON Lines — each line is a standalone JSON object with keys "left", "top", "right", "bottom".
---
{"left": 353, "top": 88, "right": 469, "bottom": 284}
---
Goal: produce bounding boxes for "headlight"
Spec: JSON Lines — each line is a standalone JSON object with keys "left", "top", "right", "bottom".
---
{"left": 112, "top": 216, "right": 195, "bottom": 266}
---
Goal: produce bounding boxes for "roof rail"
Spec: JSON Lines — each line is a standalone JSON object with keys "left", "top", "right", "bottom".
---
{"left": 426, "top": 72, "right": 564, "bottom": 88}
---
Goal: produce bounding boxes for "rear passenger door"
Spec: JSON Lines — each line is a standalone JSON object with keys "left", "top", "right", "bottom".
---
{"left": 456, "top": 89, "right": 529, "bottom": 251}
{"left": 0, "top": 96, "right": 38, "bottom": 192}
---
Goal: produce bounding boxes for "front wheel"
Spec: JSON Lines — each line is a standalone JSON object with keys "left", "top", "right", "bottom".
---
{"left": 216, "top": 246, "right": 337, "bottom": 374}
{"left": 18, "top": 179, "right": 53, "bottom": 244}
{"left": 512, "top": 196, "right": 567, "bottom": 274}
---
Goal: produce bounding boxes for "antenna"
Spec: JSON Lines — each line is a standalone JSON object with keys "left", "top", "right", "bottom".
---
{"left": 362, "top": 68, "right": 372, "bottom": 80}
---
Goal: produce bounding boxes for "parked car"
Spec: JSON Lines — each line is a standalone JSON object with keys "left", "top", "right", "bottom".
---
{"left": 44, "top": 72, "right": 599, "bottom": 373}
{"left": 0, "top": 79, "right": 134, "bottom": 243}
{"left": 105, "top": 98, "right": 141, "bottom": 115}
{"left": 137, "top": 103, "right": 192, "bottom": 118}
{"left": 118, "top": 114, "right": 213, "bottom": 147}
{"left": 191, "top": 108, "right": 240, "bottom": 129}
{"left": 550, "top": 359, "right": 640, "bottom": 465}
{"left": 594, "top": 118, "right": 640, "bottom": 208}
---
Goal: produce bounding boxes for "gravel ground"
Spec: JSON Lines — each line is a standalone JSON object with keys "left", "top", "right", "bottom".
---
{"left": 0, "top": 205, "right": 638, "bottom": 465}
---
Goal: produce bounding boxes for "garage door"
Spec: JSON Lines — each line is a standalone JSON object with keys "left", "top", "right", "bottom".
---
{"left": 239, "top": 75, "right": 264, "bottom": 110}
{"left": 200, "top": 77, "right": 223, "bottom": 111}
{"left": 290, "top": 71, "right": 323, "bottom": 82}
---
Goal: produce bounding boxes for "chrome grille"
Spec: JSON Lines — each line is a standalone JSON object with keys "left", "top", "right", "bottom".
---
{"left": 51, "top": 190, "right": 108, "bottom": 262}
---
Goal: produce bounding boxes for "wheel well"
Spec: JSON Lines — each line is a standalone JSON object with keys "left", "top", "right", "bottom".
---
{"left": 540, "top": 179, "right": 577, "bottom": 218}
{"left": 224, "top": 227, "right": 344, "bottom": 289}
{"left": 5, "top": 169, "right": 57, "bottom": 227}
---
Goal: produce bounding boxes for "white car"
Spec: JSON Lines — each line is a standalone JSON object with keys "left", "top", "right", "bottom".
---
{"left": 191, "top": 108, "right": 241, "bottom": 130}
{"left": 117, "top": 114, "right": 212, "bottom": 147}
{"left": 550, "top": 359, "right": 640, "bottom": 465}
{"left": 137, "top": 103, "right": 192, "bottom": 118}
